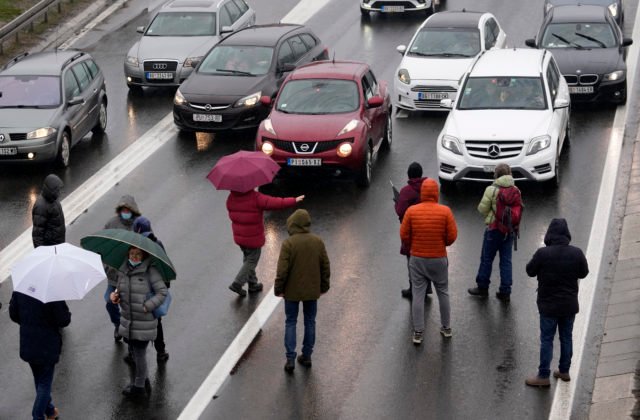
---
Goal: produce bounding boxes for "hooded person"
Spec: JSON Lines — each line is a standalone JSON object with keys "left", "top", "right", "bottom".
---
{"left": 524, "top": 218, "right": 589, "bottom": 387}
{"left": 32, "top": 174, "right": 65, "bottom": 248}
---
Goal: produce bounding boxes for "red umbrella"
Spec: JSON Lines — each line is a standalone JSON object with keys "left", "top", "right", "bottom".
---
{"left": 207, "top": 150, "right": 281, "bottom": 192}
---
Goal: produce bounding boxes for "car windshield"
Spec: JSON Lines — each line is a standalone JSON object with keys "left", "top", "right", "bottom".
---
{"left": 198, "top": 46, "right": 273, "bottom": 76}
{"left": 408, "top": 29, "right": 481, "bottom": 58}
{"left": 458, "top": 77, "right": 547, "bottom": 110}
{"left": 541, "top": 22, "right": 617, "bottom": 48}
{"left": 145, "top": 12, "right": 217, "bottom": 36}
{"left": 276, "top": 79, "right": 360, "bottom": 114}
{"left": 0, "top": 75, "right": 61, "bottom": 108}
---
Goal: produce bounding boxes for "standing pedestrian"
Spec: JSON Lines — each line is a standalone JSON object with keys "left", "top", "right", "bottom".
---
{"left": 525, "top": 218, "right": 589, "bottom": 387}
{"left": 400, "top": 179, "right": 457, "bottom": 344}
{"left": 274, "top": 209, "right": 330, "bottom": 373}
{"left": 103, "top": 195, "right": 141, "bottom": 343}
{"left": 468, "top": 163, "right": 522, "bottom": 302}
{"left": 226, "top": 188, "right": 304, "bottom": 297}
{"left": 9, "top": 291, "right": 71, "bottom": 420}
{"left": 110, "top": 246, "right": 167, "bottom": 397}
{"left": 394, "top": 162, "right": 432, "bottom": 299}
{"left": 32, "top": 174, "right": 65, "bottom": 248}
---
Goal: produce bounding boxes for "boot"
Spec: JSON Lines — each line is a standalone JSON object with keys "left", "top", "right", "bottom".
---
{"left": 468, "top": 287, "right": 489, "bottom": 297}
{"left": 122, "top": 384, "right": 147, "bottom": 397}
{"left": 297, "top": 355, "right": 312, "bottom": 367}
{"left": 525, "top": 375, "right": 550, "bottom": 387}
{"left": 284, "top": 359, "right": 295, "bottom": 373}
{"left": 553, "top": 370, "right": 571, "bottom": 382}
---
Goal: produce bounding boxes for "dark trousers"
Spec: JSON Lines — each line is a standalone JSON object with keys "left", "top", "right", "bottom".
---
{"left": 284, "top": 300, "right": 317, "bottom": 361}
{"left": 475, "top": 228, "right": 513, "bottom": 294}
{"left": 28, "top": 362, "right": 56, "bottom": 420}
{"left": 154, "top": 317, "right": 166, "bottom": 354}
{"left": 538, "top": 314, "right": 575, "bottom": 378}
{"left": 233, "top": 247, "right": 261, "bottom": 286}
{"left": 130, "top": 340, "right": 149, "bottom": 388}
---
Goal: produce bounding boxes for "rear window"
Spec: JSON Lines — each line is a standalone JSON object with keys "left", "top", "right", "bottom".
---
{"left": 146, "top": 12, "right": 217, "bottom": 36}
{"left": 0, "top": 75, "right": 61, "bottom": 108}
{"left": 276, "top": 79, "right": 360, "bottom": 114}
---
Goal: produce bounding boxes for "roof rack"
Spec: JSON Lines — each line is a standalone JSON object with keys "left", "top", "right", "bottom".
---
{"left": 3, "top": 51, "right": 29, "bottom": 70}
{"left": 62, "top": 51, "right": 85, "bottom": 69}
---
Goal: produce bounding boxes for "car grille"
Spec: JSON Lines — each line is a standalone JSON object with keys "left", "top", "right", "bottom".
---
{"left": 10, "top": 133, "right": 27, "bottom": 140}
{"left": 465, "top": 140, "right": 524, "bottom": 160}
{"left": 564, "top": 74, "right": 598, "bottom": 86}
{"left": 143, "top": 61, "right": 178, "bottom": 71}
{"left": 371, "top": 1, "right": 419, "bottom": 7}
{"left": 265, "top": 138, "right": 353, "bottom": 154}
{"left": 464, "top": 168, "right": 528, "bottom": 181}
{"left": 190, "top": 102, "right": 231, "bottom": 111}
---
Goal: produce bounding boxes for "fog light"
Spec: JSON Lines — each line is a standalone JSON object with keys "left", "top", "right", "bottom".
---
{"left": 261, "top": 142, "right": 274, "bottom": 156}
{"left": 27, "top": 152, "right": 35, "bottom": 159}
{"left": 127, "top": 76, "right": 132, "bottom": 82}
{"left": 337, "top": 142, "right": 352, "bottom": 157}
{"left": 614, "top": 91, "right": 621, "bottom": 97}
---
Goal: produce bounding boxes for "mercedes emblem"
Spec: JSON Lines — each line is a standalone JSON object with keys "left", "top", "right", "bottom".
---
{"left": 300, "top": 143, "right": 309, "bottom": 152}
{"left": 488, "top": 144, "right": 500, "bottom": 158}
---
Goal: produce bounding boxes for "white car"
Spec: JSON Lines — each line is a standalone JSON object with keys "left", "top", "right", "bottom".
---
{"left": 360, "top": 0, "right": 440, "bottom": 16}
{"left": 394, "top": 10, "right": 507, "bottom": 111}
{"left": 437, "top": 48, "right": 570, "bottom": 186}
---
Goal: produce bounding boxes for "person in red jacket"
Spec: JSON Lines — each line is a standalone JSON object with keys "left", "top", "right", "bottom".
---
{"left": 226, "top": 188, "right": 304, "bottom": 296}
{"left": 400, "top": 179, "right": 457, "bottom": 345}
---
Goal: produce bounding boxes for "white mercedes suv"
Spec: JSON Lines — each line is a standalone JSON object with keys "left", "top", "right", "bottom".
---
{"left": 437, "top": 48, "right": 570, "bottom": 186}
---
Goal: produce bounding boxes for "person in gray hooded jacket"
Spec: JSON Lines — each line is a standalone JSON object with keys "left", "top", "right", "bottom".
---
{"left": 32, "top": 174, "right": 65, "bottom": 248}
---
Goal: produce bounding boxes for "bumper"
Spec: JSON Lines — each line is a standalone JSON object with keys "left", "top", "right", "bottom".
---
{"left": 124, "top": 62, "right": 194, "bottom": 87}
{"left": 173, "top": 104, "right": 269, "bottom": 132}
{"left": 361, "top": 1, "right": 432, "bottom": 13}
{"left": 394, "top": 79, "right": 457, "bottom": 111}
{"left": 0, "top": 135, "right": 57, "bottom": 163}
{"left": 569, "top": 79, "right": 626, "bottom": 104}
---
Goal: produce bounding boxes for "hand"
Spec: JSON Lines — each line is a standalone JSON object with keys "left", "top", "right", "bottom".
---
{"left": 295, "top": 195, "right": 305, "bottom": 203}
{"left": 110, "top": 291, "right": 120, "bottom": 304}
{"left": 143, "top": 305, "right": 148, "bottom": 313}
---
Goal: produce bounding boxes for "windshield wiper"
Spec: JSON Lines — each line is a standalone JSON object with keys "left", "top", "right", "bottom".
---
{"left": 411, "top": 52, "right": 472, "bottom": 57}
{"left": 552, "top": 33, "right": 585, "bottom": 49}
{"left": 575, "top": 32, "right": 607, "bottom": 48}
{"left": 214, "top": 68, "right": 254, "bottom": 76}
{"left": 0, "top": 104, "right": 54, "bottom": 109}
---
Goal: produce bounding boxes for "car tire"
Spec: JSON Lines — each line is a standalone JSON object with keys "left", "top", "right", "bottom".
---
{"left": 360, "top": 7, "right": 370, "bottom": 18}
{"left": 56, "top": 131, "right": 71, "bottom": 168}
{"left": 381, "top": 109, "right": 392, "bottom": 151}
{"left": 356, "top": 145, "right": 373, "bottom": 188}
{"left": 92, "top": 100, "right": 108, "bottom": 134}
{"left": 439, "top": 177, "right": 454, "bottom": 191}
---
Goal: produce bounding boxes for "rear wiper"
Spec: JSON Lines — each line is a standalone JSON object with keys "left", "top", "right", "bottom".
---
{"left": 215, "top": 68, "right": 254, "bottom": 76}
{"left": 552, "top": 33, "right": 585, "bottom": 49}
{"left": 575, "top": 32, "right": 607, "bottom": 48}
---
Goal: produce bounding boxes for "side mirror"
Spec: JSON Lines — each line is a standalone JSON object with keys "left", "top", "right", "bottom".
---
{"left": 367, "top": 96, "right": 384, "bottom": 108}
{"left": 622, "top": 38, "right": 633, "bottom": 47}
{"left": 220, "top": 26, "right": 233, "bottom": 34}
{"left": 68, "top": 96, "right": 84, "bottom": 106}
{"left": 440, "top": 98, "right": 453, "bottom": 109}
{"left": 279, "top": 63, "right": 296, "bottom": 73}
{"left": 553, "top": 97, "right": 570, "bottom": 109}
{"left": 525, "top": 38, "right": 536, "bottom": 48}
{"left": 259, "top": 95, "right": 272, "bottom": 106}
{"left": 136, "top": 26, "right": 145, "bottom": 34}
{"left": 396, "top": 45, "right": 407, "bottom": 55}
{"left": 189, "top": 60, "right": 200, "bottom": 68}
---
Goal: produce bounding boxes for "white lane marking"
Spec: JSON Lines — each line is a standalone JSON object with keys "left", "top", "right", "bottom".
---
{"left": 0, "top": 113, "right": 176, "bottom": 284}
{"left": 548, "top": 9, "right": 640, "bottom": 420}
{"left": 58, "top": 0, "right": 128, "bottom": 51}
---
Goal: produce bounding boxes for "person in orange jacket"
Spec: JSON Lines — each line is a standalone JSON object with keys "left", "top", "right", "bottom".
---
{"left": 400, "top": 178, "right": 457, "bottom": 345}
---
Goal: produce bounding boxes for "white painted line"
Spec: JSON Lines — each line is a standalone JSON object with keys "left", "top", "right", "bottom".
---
{"left": 280, "top": 0, "right": 331, "bottom": 24}
{"left": 548, "top": 8, "right": 640, "bottom": 420}
{"left": 58, "top": 0, "right": 128, "bottom": 51}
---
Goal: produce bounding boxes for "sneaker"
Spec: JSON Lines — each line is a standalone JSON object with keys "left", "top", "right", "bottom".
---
{"left": 122, "top": 384, "right": 147, "bottom": 397}
{"left": 114, "top": 325, "right": 122, "bottom": 343}
{"left": 496, "top": 292, "right": 511, "bottom": 302}
{"left": 440, "top": 327, "right": 453, "bottom": 338}
{"left": 553, "top": 370, "right": 571, "bottom": 382}
{"left": 157, "top": 351, "right": 170, "bottom": 363}
{"left": 228, "top": 282, "right": 247, "bottom": 297}
{"left": 412, "top": 331, "right": 424, "bottom": 345}
{"left": 401, "top": 288, "right": 412, "bottom": 299}
{"left": 284, "top": 359, "right": 295, "bottom": 373}
{"left": 467, "top": 287, "right": 489, "bottom": 297}
{"left": 297, "top": 355, "right": 312, "bottom": 367}
{"left": 248, "top": 282, "right": 264, "bottom": 293}
{"left": 525, "top": 375, "right": 550, "bottom": 387}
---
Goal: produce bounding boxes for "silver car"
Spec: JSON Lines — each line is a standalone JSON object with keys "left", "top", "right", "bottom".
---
{"left": 124, "top": 0, "right": 255, "bottom": 90}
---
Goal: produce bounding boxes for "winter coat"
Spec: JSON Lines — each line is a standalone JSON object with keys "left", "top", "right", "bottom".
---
{"left": 226, "top": 190, "right": 297, "bottom": 249}
{"left": 395, "top": 177, "right": 427, "bottom": 256}
{"left": 116, "top": 259, "right": 167, "bottom": 342}
{"left": 9, "top": 291, "right": 71, "bottom": 365}
{"left": 400, "top": 179, "right": 457, "bottom": 258}
{"left": 477, "top": 175, "right": 516, "bottom": 226}
{"left": 32, "top": 174, "right": 66, "bottom": 248}
{"left": 103, "top": 195, "right": 141, "bottom": 286}
{"left": 274, "top": 209, "right": 330, "bottom": 301}
{"left": 526, "top": 218, "right": 589, "bottom": 317}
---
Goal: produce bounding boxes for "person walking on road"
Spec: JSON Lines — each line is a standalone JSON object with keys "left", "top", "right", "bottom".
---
{"left": 468, "top": 163, "right": 522, "bottom": 302}
{"left": 103, "top": 195, "right": 141, "bottom": 343}
{"left": 525, "top": 218, "right": 589, "bottom": 387}
{"left": 275, "top": 209, "right": 330, "bottom": 373}
{"left": 394, "top": 162, "right": 432, "bottom": 299}
{"left": 226, "top": 188, "right": 303, "bottom": 297}
{"left": 110, "top": 246, "right": 167, "bottom": 397}
{"left": 400, "top": 179, "right": 457, "bottom": 344}
{"left": 32, "top": 174, "right": 66, "bottom": 248}
{"left": 9, "top": 291, "right": 71, "bottom": 420}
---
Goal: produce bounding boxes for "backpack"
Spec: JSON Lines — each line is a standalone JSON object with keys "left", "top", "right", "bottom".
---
{"left": 493, "top": 186, "right": 523, "bottom": 250}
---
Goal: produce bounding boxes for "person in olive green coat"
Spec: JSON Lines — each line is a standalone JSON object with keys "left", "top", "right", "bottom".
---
{"left": 274, "top": 209, "right": 330, "bottom": 373}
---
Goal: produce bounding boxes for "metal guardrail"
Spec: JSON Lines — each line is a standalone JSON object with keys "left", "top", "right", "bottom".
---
{"left": 0, "top": 0, "right": 64, "bottom": 54}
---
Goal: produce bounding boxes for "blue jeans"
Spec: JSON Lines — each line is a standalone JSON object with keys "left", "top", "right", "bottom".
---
{"left": 475, "top": 228, "right": 513, "bottom": 294}
{"left": 104, "top": 284, "right": 120, "bottom": 327}
{"left": 538, "top": 314, "right": 575, "bottom": 378}
{"left": 284, "top": 300, "right": 317, "bottom": 361}
{"left": 28, "top": 362, "right": 56, "bottom": 420}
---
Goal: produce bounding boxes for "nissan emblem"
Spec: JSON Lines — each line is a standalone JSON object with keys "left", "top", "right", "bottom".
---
{"left": 300, "top": 143, "right": 309, "bottom": 152}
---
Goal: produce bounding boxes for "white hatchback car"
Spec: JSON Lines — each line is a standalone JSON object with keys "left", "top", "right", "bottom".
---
{"left": 394, "top": 10, "right": 507, "bottom": 111}
{"left": 437, "top": 48, "right": 570, "bottom": 186}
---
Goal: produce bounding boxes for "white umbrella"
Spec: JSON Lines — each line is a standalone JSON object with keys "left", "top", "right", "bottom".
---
{"left": 11, "top": 243, "right": 106, "bottom": 303}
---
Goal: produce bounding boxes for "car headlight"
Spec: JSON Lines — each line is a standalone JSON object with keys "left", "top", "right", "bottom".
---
{"left": 336, "top": 142, "right": 353, "bottom": 158}
{"left": 604, "top": 70, "right": 625, "bottom": 81}
{"left": 234, "top": 91, "right": 261, "bottom": 108}
{"left": 441, "top": 135, "right": 462, "bottom": 155}
{"left": 527, "top": 135, "right": 551, "bottom": 155}
{"left": 184, "top": 56, "right": 203, "bottom": 68}
{"left": 337, "top": 120, "right": 359, "bottom": 136}
{"left": 608, "top": 3, "right": 618, "bottom": 17}
{"left": 27, "top": 127, "right": 57, "bottom": 139}
{"left": 398, "top": 68, "right": 410, "bottom": 85}
{"left": 264, "top": 119, "right": 277, "bottom": 136}
{"left": 174, "top": 89, "right": 187, "bottom": 106}
{"left": 126, "top": 56, "right": 139, "bottom": 67}
{"left": 545, "top": 3, "right": 553, "bottom": 13}
{"left": 261, "top": 141, "right": 274, "bottom": 156}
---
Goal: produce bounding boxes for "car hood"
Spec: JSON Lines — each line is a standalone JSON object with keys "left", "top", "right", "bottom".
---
{"left": 448, "top": 109, "right": 551, "bottom": 142}
{"left": 131, "top": 36, "right": 220, "bottom": 61}
{"left": 400, "top": 55, "right": 474, "bottom": 82}
{"left": 180, "top": 74, "right": 268, "bottom": 100}
{"left": 269, "top": 112, "right": 360, "bottom": 140}
{"left": 0, "top": 108, "right": 58, "bottom": 129}
{"left": 550, "top": 47, "right": 624, "bottom": 75}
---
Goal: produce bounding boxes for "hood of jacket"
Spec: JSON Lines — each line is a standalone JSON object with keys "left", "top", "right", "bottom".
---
{"left": 287, "top": 209, "right": 311, "bottom": 235}
{"left": 407, "top": 176, "right": 426, "bottom": 192}
{"left": 494, "top": 175, "right": 515, "bottom": 188}
{"left": 41, "top": 174, "right": 63, "bottom": 202}
{"left": 132, "top": 216, "right": 152, "bottom": 234}
{"left": 420, "top": 178, "right": 439, "bottom": 203}
{"left": 115, "top": 195, "right": 141, "bottom": 216}
{"left": 544, "top": 218, "right": 572, "bottom": 246}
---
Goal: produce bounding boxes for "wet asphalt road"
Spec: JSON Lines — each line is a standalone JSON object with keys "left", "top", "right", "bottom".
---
{"left": 0, "top": 0, "right": 636, "bottom": 418}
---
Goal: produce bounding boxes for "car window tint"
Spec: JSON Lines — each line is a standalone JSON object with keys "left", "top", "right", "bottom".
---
{"left": 71, "top": 63, "right": 91, "bottom": 92}
{"left": 300, "top": 33, "right": 317, "bottom": 50}
{"left": 547, "top": 60, "right": 560, "bottom": 101}
{"left": 84, "top": 59, "right": 99, "bottom": 79}
{"left": 278, "top": 40, "right": 294, "bottom": 65}
{"left": 219, "top": 6, "right": 231, "bottom": 27}
{"left": 289, "top": 36, "right": 308, "bottom": 61}
{"left": 232, "top": 0, "right": 249, "bottom": 14}
{"left": 225, "top": 0, "right": 242, "bottom": 24}
{"left": 64, "top": 70, "right": 80, "bottom": 99}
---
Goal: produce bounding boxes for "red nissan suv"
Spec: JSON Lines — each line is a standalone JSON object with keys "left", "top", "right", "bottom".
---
{"left": 255, "top": 60, "right": 392, "bottom": 187}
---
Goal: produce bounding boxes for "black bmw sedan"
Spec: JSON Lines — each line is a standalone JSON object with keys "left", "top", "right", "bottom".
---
{"left": 173, "top": 24, "right": 328, "bottom": 133}
{"left": 543, "top": 0, "right": 624, "bottom": 26}
{"left": 526, "top": 4, "right": 632, "bottom": 104}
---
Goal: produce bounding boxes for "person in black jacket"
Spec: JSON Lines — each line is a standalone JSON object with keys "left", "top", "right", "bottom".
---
{"left": 9, "top": 292, "right": 71, "bottom": 420}
{"left": 524, "top": 218, "right": 589, "bottom": 387}
{"left": 32, "top": 174, "right": 65, "bottom": 248}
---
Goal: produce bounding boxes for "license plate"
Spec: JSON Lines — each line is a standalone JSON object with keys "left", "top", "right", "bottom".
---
{"left": 145, "top": 72, "right": 174, "bottom": 80}
{"left": 569, "top": 86, "right": 594, "bottom": 94}
{"left": 381, "top": 5, "right": 404, "bottom": 12}
{"left": 419, "top": 92, "right": 449, "bottom": 100}
{"left": 483, "top": 165, "right": 496, "bottom": 173}
{"left": 287, "top": 158, "right": 321, "bottom": 166}
{"left": 193, "top": 114, "right": 222, "bottom": 123}
{"left": 0, "top": 147, "right": 17, "bottom": 155}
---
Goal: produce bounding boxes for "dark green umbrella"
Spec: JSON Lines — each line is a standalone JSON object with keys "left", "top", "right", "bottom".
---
{"left": 80, "top": 229, "right": 177, "bottom": 281}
